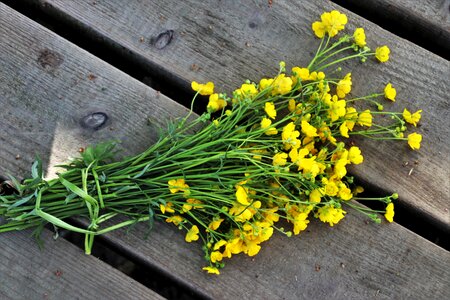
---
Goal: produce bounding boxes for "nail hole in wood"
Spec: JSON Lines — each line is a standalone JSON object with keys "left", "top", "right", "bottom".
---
{"left": 81, "top": 112, "right": 108, "bottom": 130}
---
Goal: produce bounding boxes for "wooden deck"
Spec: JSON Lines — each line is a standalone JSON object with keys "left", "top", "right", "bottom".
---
{"left": 1, "top": 0, "right": 449, "bottom": 299}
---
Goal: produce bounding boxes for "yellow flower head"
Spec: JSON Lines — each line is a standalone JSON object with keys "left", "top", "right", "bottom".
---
{"left": 207, "top": 93, "right": 227, "bottom": 112}
{"left": 353, "top": 28, "right": 366, "bottom": 47}
{"left": 316, "top": 204, "right": 346, "bottom": 226}
{"left": 336, "top": 73, "right": 352, "bottom": 98}
{"left": 375, "top": 46, "right": 390, "bottom": 62}
{"left": 339, "top": 122, "right": 349, "bottom": 138}
{"left": 273, "top": 152, "right": 288, "bottom": 166}
{"left": 272, "top": 74, "right": 293, "bottom": 95}
{"left": 210, "top": 251, "right": 223, "bottom": 263}
{"left": 260, "top": 117, "right": 278, "bottom": 135}
{"left": 264, "top": 102, "right": 277, "bottom": 119}
{"left": 168, "top": 178, "right": 189, "bottom": 194}
{"left": 202, "top": 266, "right": 220, "bottom": 275}
{"left": 208, "top": 218, "right": 224, "bottom": 231}
{"left": 384, "top": 83, "right": 396, "bottom": 101}
{"left": 348, "top": 146, "right": 364, "bottom": 164}
{"left": 236, "top": 83, "right": 258, "bottom": 97}
{"left": 191, "top": 81, "right": 214, "bottom": 95}
{"left": 292, "top": 212, "right": 310, "bottom": 235}
{"left": 385, "top": 202, "right": 395, "bottom": 222}
{"left": 185, "top": 225, "right": 200, "bottom": 242}
{"left": 309, "top": 189, "right": 322, "bottom": 203}
{"left": 165, "top": 215, "right": 184, "bottom": 226}
{"left": 160, "top": 202, "right": 175, "bottom": 214}
{"left": 301, "top": 120, "right": 319, "bottom": 138}
{"left": 312, "top": 10, "right": 348, "bottom": 38}
{"left": 407, "top": 132, "right": 422, "bottom": 150}
{"left": 292, "top": 67, "right": 310, "bottom": 82}
{"left": 403, "top": 108, "right": 422, "bottom": 127}
{"left": 357, "top": 109, "right": 373, "bottom": 127}
{"left": 235, "top": 185, "right": 250, "bottom": 205}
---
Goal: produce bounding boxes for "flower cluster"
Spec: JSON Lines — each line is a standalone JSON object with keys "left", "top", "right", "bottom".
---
{"left": 0, "top": 10, "right": 422, "bottom": 276}
{"left": 155, "top": 11, "right": 423, "bottom": 274}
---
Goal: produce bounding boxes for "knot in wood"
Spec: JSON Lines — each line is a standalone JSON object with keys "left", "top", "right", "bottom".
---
{"left": 81, "top": 112, "right": 108, "bottom": 130}
{"left": 151, "top": 30, "right": 174, "bottom": 50}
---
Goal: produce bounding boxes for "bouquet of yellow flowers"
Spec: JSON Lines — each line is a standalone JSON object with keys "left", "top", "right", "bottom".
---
{"left": 0, "top": 10, "right": 422, "bottom": 275}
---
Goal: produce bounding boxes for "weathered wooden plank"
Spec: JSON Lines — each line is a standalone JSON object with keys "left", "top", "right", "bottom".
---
{"left": 334, "top": 0, "right": 450, "bottom": 57}
{"left": 1, "top": 3, "right": 449, "bottom": 300}
{"left": 0, "top": 229, "right": 163, "bottom": 300}
{"left": 19, "top": 0, "right": 450, "bottom": 229}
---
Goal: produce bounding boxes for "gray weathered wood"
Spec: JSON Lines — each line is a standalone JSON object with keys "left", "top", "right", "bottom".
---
{"left": 1, "top": 3, "right": 449, "bottom": 299}
{"left": 0, "top": 229, "right": 163, "bottom": 300}
{"left": 336, "top": 0, "right": 450, "bottom": 56}
{"left": 21, "top": 0, "right": 450, "bottom": 230}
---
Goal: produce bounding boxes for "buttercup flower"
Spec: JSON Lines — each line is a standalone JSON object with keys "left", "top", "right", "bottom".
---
{"left": 353, "top": 28, "right": 366, "bottom": 47}
{"left": 403, "top": 108, "right": 422, "bottom": 127}
{"left": 385, "top": 203, "right": 395, "bottom": 222}
{"left": 375, "top": 46, "right": 390, "bottom": 62}
{"left": 407, "top": 133, "right": 422, "bottom": 150}
{"left": 191, "top": 81, "right": 215, "bottom": 95}
{"left": 185, "top": 225, "right": 200, "bottom": 242}
{"left": 312, "top": 10, "right": 348, "bottom": 38}
{"left": 384, "top": 83, "right": 396, "bottom": 101}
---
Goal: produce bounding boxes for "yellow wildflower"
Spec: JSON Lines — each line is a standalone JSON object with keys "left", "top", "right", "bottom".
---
{"left": 384, "top": 83, "right": 396, "bottom": 101}
{"left": 316, "top": 205, "right": 346, "bottom": 226}
{"left": 309, "top": 189, "right": 322, "bottom": 203}
{"left": 292, "top": 67, "right": 310, "bottom": 82}
{"left": 288, "top": 99, "right": 296, "bottom": 112}
{"left": 160, "top": 202, "right": 175, "bottom": 214}
{"left": 344, "top": 107, "right": 358, "bottom": 130}
{"left": 385, "top": 203, "right": 395, "bottom": 222}
{"left": 185, "top": 225, "right": 199, "bottom": 242}
{"left": 340, "top": 122, "right": 349, "bottom": 138}
{"left": 375, "top": 46, "right": 390, "bottom": 62}
{"left": 312, "top": 10, "right": 348, "bottom": 38}
{"left": 357, "top": 109, "right": 373, "bottom": 127}
{"left": 208, "top": 218, "right": 224, "bottom": 231}
{"left": 272, "top": 74, "right": 293, "bottom": 95}
{"left": 207, "top": 93, "right": 227, "bottom": 112}
{"left": 329, "top": 97, "right": 347, "bottom": 121}
{"left": 236, "top": 185, "right": 250, "bottom": 205}
{"left": 334, "top": 159, "right": 348, "bottom": 179}
{"left": 336, "top": 73, "right": 352, "bottom": 98}
{"left": 191, "top": 81, "right": 214, "bottom": 95}
{"left": 292, "top": 212, "right": 310, "bottom": 235}
{"left": 165, "top": 215, "right": 183, "bottom": 226}
{"left": 348, "top": 146, "right": 364, "bottom": 164}
{"left": 282, "top": 122, "right": 301, "bottom": 150}
{"left": 264, "top": 102, "right": 277, "bottom": 119}
{"left": 260, "top": 117, "right": 278, "bottom": 135}
{"left": 273, "top": 152, "right": 288, "bottom": 166}
{"left": 407, "top": 133, "right": 422, "bottom": 150}
{"left": 322, "top": 178, "right": 339, "bottom": 196}
{"left": 338, "top": 183, "right": 353, "bottom": 200}
{"left": 403, "top": 108, "right": 422, "bottom": 127}
{"left": 182, "top": 198, "right": 203, "bottom": 212}
{"left": 301, "top": 120, "right": 318, "bottom": 137}
{"left": 263, "top": 207, "right": 280, "bottom": 224}
{"left": 236, "top": 83, "right": 258, "bottom": 98}
{"left": 259, "top": 78, "right": 274, "bottom": 91}
{"left": 202, "top": 266, "right": 220, "bottom": 275}
{"left": 353, "top": 28, "right": 366, "bottom": 47}
{"left": 210, "top": 251, "right": 223, "bottom": 263}
{"left": 168, "top": 178, "right": 189, "bottom": 194}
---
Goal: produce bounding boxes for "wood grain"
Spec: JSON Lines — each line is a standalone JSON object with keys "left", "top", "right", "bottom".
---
{"left": 334, "top": 0, "right": 450, "bottom": 57}
{"left": 0, "top": 3, "right": 449, "bottom": 299}
{"left": 20, "top": 0, "right": 450, "bottom": 230}
{"left": 0, "top": 229, "right": 163, "bottom": 300}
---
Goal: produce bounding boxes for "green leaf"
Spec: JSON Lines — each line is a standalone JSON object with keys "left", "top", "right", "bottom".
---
{"left": 7, "top": 193, "right": 35, "bottom": 211}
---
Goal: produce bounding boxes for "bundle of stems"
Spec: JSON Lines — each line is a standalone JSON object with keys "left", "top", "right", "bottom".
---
{"left": 0, "top": 10, "right": 422, "bottom": 274}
